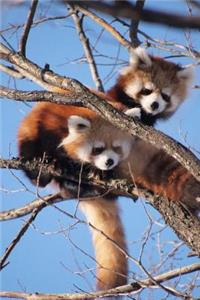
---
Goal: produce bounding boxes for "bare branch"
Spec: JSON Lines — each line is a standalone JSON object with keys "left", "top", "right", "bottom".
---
{"left": 0, "top": 206, "right": 43, "bottom": 270}
{"left": 129, "top": 0, "right": 145, "bottom": 47}
{"left": 0, "top": 193, "right": 62, "bottom": 221}
{"left": 19, "top": 0, "right": 39, "bottom": 56}
{"left": 0, "top": 14, "right": 71, "bottom": 35}
{"left": 1, "top": 43, "right": 200, "bottom": 255}
{"left": 1, "top": 157, "right": 200, "bottom": 254}
{"left": 0, "top": 45, "right": 200, "bottom": 183}
{"left": 69, "top": 1, "right": 200, "bottom": 29}
{"left": 72, "top": 4, "right": 132, "bottom": 51}
{"left": 0, "top": 64, "right": 23, "bottom": 78}
{"left": 0, "top": 157, "right": 137, "bottom": 200}
{"left": 0, "top": 262, "right": 199, "bottom": 299}
{"left": 0, "top": 86, "right": 83, "bottom": 104}
{"left": 67, "top": 3, "right": 104, "bottom": 91}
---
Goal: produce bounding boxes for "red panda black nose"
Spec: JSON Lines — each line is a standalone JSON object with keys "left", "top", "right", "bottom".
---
{"left": 151, "top": 101, "right": 159, "bottom": 111}
{"left": 106, "top": 158, "right": 114, "bottom": 167}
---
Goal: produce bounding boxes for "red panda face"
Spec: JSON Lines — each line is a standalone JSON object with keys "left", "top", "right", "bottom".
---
{"left": 59, "top": 115, "right": 133, "bottom": 170}
{"left": 89, "top": 139, "right": 130, "bottom": 170}
{"left": 119, "top": 47, "right": 193, "bottom": 118}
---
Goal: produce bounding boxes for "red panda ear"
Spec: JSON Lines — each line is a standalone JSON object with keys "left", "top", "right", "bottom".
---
{"left": 58, "top": 116, "right": 91, "bottom": 148}
{"left": 68, "top": 115, "right": 91, "bottom": 133}
{"left": 177, "top": 67, "right": 194, "bottom": 86}
{"left": 129, "top": 47, "right": 152, "bottom": 68}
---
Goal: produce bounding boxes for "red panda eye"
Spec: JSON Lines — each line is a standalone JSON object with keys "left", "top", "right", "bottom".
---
{"left": 113, "top": 146, "right": 122, "bottom": 154}
{"left": 77, "top": 123, "right": 87, "bottom": 129}
{"left": 92, "top": 147, "right": 105, "bottom": 156}
{"left": 161, "top": 93, "right": 171, "bottom": 103}
{"left": 140, "top": 88, "right": 153, "bottom": 96}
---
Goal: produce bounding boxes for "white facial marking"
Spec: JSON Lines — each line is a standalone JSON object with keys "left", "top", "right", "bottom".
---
{"left": 162, "top": 87, "right": 171, "bottom": 96}
{"left": 140, "top": 92, "right": 167, "bottom": 115}
{"left": 113, "top": 140, "right": 122, "bottom": 147}
{"left": 144, "top": 82, "right": 155, "bottom": 90}
{"left": 68, "top": 115, "right": 91, "bottom": 133}
{"left": 113, "top": 139, "right": 131, "bottom": 159}
{"left": 125, "top": 79, "right": 142, "bottom": 98}
{"left": 93, "top": 150, "right": 119, "bottom": 170}
{"left": 76, "top": 142, "right": 92, "bottom": 162}
{"left": 196, "top": 197, "right": 200, "bottom": 203}
{"left": 125, "top": 107, "right": 141, "bottom": 119}
{"left": 93, "top": 141, "right": 105, "bottom": 148}
{"left": 58, "top": 115, "right": 90, "bottom": 147}
{"left": 121, "top": 140, "right": 132, "bottom": 159}
{"left": 113, "top": 139, "right": 132, "bottom": 159}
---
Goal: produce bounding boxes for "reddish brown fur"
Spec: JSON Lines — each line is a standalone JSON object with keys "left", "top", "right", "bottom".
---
{"left": 107, "top": 55, "right": 191, "bottom": 122}
{"left": 165, "top": 167, "right": 192, "bottom": 201}
{"left": 18, "top": 53, "right": 196, "bottom": 294}
{"left": 119, "top": 138, "right": 200, "bottom": 212}
{"left": 80, "top": 198, "right": 127, "bottom": 290}
{"left": 18, "top": 103, "right": 96, "bottom": 142}
{"left": 18, "top": 100, "right": 128, "bottom": 291}
{"left": 117, "top": 57, "right": 182, "bottom": 93}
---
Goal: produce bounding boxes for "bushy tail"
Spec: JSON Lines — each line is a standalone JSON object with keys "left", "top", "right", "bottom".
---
{"left": 80, "top": 198, "right": 128, "bottom": 290}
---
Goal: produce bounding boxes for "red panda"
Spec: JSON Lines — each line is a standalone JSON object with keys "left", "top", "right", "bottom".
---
{"left": 18, "top": 102, "right": 134, "bottom": 290}
{"left": 107, "top": 47, "right": 193, "bottom": 125}
{"left": 18, "top": 102, "right": 133, "bottom": 183}
{"left": 18, "top": 47, "right": 195, "bottom": 293}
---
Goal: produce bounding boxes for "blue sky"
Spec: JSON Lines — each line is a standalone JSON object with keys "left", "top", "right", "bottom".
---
{"left": 1, "top": 1, "right": 200, "bottom": 299}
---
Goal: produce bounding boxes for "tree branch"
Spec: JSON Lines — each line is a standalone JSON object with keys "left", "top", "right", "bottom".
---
{"left": 1, "top": 157, "right": 200, "bottom": 255}
{"left": 19, "top": 0, "right": 39, "bottom": 56}
{"left": 68, "top": 4, "right": 104, "bottom": 92}
{"left": 0, "top": 45, "right": 200, "bottom": 183}
{"left": 1, "top": 43, "right": 200, "bottom": 254}
{"left": 71, "top": 4, "right": 132, "bottom": 51}
{"left": 0, "top": 193, "right": 62, "bottom": 221}
{"left": 129, "top": 0, "right": 145, "bottom": 47}
{"left": 1, "top": 6, "right": 200, "bottom": 298}
{"left": 0, "top": 64, "right": 23, "bottom": 78}
{"left": 69, "top": 1, "right": 200, "bottom": 29}
{"left": 0, "top": 14, "right": 71, "bottom": 35}
{"left": 0, "top": 205, "right": 43, "bottom": 270}
{"left": 0, "top": 262, "right": 199, "bottom": 299}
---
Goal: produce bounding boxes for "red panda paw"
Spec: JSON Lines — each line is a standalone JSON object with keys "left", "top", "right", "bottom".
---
{"left": 124, "top": 107, "right": 141, "bottom": 119}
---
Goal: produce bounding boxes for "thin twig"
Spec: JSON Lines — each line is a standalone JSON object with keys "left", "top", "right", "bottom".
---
{"left": 0, "top": 262, "right": 199, "bottom": 299}
{"left": 129, "top": 0, "right": 145, "bottom": 47}
{"left": 0, "top": 206, "right": 43, "bottom": 270}
{"left": 68, "top": 4, "right": 104, "bottom": 91}
{"left": 0, "top": 14, "right": 71, "bottom": 34}
{"left": 72, "top": 4, "right": 132, "bottom": 51}
{"left": 19, "top": 0, "right": 39, "bottom": 56}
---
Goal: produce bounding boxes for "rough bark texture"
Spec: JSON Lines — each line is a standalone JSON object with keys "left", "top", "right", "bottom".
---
{"left": 1, "top": 157, "right": 200, "bottom": 255}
